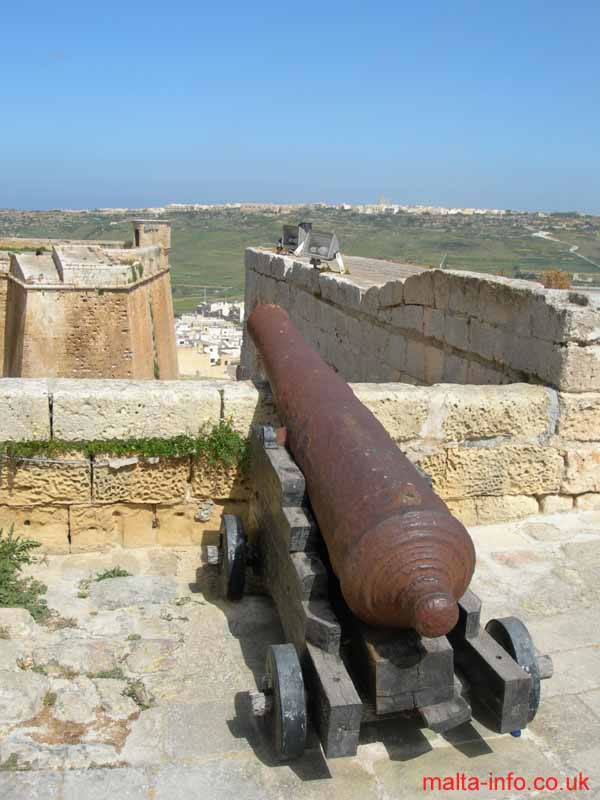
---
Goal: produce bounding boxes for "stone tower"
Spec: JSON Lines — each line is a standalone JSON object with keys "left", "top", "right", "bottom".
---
{"left": 1, "top": 222, "right": 178, "bottom": 380}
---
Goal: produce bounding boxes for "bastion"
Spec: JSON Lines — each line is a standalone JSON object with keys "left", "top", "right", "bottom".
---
{"left": 0, "top": 220, "right": 177, "bottom": 379}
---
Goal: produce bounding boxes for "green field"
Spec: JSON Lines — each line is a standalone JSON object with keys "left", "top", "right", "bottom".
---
{"left": 2, "top": 207, "right": 599, "bottom": 314}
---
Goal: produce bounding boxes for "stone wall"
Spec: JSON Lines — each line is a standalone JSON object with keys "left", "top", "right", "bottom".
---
{"left": 0, "top": 269, "right": 7, "bottom": 372}
{"left": 241, "top": 248, "right": 600, "bottom": 391}
{"left": 1, "top": 378, "right": 599, "bottom": 553}
{"left": 2, "top": 270, "right": 178, "bottom": 380}
{"left": 0, "top": 379, "right": 276, "bottom": 554}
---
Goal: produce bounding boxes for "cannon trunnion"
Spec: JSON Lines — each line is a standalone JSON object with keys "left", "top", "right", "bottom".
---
{"left": 213, "top": 427, "right": 552, "bottom": 762}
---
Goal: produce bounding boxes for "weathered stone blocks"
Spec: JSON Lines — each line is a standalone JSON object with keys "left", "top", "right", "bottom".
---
{"left": 558, "top": 392, "right": 600, "bottom": 440}
{"left": 0, "top": 455, "right": 91, "bottom": 506}
{"left": 115, "top": 503, "right": 156, "bottom": 548}
{"left": 155, "top": 503, "right": 205, "bottom": 545}
{"left": 156, "top": 500, "right": 246, "bottom": 546}
{"left": 559, "top": 345, "right": 600, "bottom": 392}
{"left": 0, "top": 380, "right": 50, "bottom": 441}
{"left": 403, "top": 271, "right": 434, "bottom": 306}
{"left": 221, "top": 382, "right": 278, "bottom": 438}
{"left": 243, "top": 249, "right": 600, "bottom": 392}
{"left": 540, "top": 495, "right": 574, "bottom": 513}
{"left": 439, "top": 384, "right": 552, "bottom": 443}
{"left": 0, "top": 505, "right": 69, "bottom": 553}
{"left": 446, "top": 495, "right": 539, "bottom": 526}
{"left": 423, "top": 307, "right": 445, "bottom": 341}
{"left": 574, "top": 493, "right": 600, "bottom": 510}
{"left": 351, "top": 384, "right": 430, "bottom": 441}
{"left": 70, "top": 504, "right": 122, "bottom": 553}
{"left": 562, "top": 447, "right": 600, "bottom": 494}
{"left": 190, "top": 456, "right": 249, "bottom": 500}
{"left": 420, "top": 444, "right": 563, "bottom": 500}
{"left": 52, "top": 380, "right": 222, "bottom": 440}
{"left": 93, "top": 457, "right": 189, "bottom": 504}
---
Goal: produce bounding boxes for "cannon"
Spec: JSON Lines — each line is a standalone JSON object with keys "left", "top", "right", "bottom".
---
{"left": 210, "top": 304, "right": 552, "bottom": 761}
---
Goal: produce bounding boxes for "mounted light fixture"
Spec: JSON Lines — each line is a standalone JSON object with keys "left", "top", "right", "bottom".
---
{"left": 278, "top": 224, "right": 346, "bottom": 273}
{"left": 304, "top": 230, "right": 340, "bottom": 261}
{"left": 280, "top": 222, "right": 312, "bottom": 253}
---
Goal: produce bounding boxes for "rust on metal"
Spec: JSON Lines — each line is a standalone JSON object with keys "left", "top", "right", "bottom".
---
{"left": 247, "top": 304, "right": 476, "bottom": 637}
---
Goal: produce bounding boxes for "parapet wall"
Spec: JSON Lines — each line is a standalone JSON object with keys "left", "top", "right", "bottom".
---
{"left": 241, "top": 248, "right": 600, "bottom": 391}
{"left": 0, "top": 378, "right": 599, "bottom": 554}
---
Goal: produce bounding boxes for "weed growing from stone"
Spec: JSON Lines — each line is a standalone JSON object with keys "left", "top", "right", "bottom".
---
{"left": 43, "top": 691, "right": 57, "bottom": 708}
{"left": 0, "top": 754, "right": 19, "bottom": 771}
{"left": 57, "top": 666, "right": 79, "bottom": 680}
{"left": 77, "top": 578, "right": 92, "bottom": 599}
{"left": 122, "top": 679, "right": 153, "bottom": 710}
{"left": 126, "top": 633, "right": 141, "bottom": 641}
{"left": 88, "top": 667, "right": 126, "bottom": 680}
{"left": 31, "top": 664, "right": 48, "bottom": 675}
{"left": 44, "top": 613, "right": 77, "bottom": 631}
{"left": 0, "top": 527, "right": 49, "bottom": 622}
{"left": 95, "top": 567, "right": 131, "bottom": 582}
{"left": 0, "top": 625, "right": 9, "bottom": 639}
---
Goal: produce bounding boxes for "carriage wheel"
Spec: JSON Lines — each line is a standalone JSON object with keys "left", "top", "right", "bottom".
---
{"left": 219, "top": 515, "right": 246, "bottom": 601}
{"left": 265, "top": 643, "right": 306, "bottom": 761}
{"left": 485, "top": 616, "right": 541, "bottom": 723}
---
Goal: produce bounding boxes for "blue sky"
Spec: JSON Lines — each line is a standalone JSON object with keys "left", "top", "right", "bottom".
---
{"left": 1, "top": 0, "right": 599, "bottom": 212}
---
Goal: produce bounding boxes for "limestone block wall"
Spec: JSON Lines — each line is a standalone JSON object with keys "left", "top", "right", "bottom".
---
{"left": 0, "top": 378, "right": 599, "bottom": 553}
{"left": 241, "top": 248, "right": 600, "bottom": 391}
{"left": 0, "top": 379, "right": 276, "bottom": 554}
{"left": 148, "top": 271, "right": 179, "bottom": 379}
{"left": 0, "top": 270, "right": 7, "bottom": 371}
{"left": 2, "top": 269, "right": 178, "bottom": 379}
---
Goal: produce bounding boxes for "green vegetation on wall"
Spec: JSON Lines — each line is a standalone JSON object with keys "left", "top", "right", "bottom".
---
{"left": 0, "top": 420, "right": 248, "bottom": 470}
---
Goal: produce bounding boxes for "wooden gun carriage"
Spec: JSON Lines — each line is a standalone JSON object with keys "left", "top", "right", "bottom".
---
{"left": 212, "top": 424, "right": 553, "bottom": 761}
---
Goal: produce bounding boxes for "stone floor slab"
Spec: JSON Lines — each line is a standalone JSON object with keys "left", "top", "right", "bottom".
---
{"left": 0, "top": 770, "right": 63, "bottom": 800}
{"left": 63, "top": 767, "right": 153, "bottom": 799}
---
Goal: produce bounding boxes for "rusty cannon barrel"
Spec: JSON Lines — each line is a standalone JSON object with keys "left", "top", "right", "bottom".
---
{"left": 248, "top": 304, "right": 476, "bottom": 638}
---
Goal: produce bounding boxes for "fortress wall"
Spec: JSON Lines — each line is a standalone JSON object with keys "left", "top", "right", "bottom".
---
{"left": 3, "top": 280, "right": 28, "bottom": 376}
{"left": 0, "top": 237, "right": 123, "bottom": 251}
{"left": 241, "top": 248, "right": 600, "bottom": 392}
{"left": 127, "top": 284, "right": 156, "bottom": 380}
{"left": 62, "top": 289, "right": 135, "bottom": 378}
{"left": 2, "top": 268, "right": 178, "bottom": 379}
{"left": 0, "top": 378, "right": 598, "bottom": 552}
{"left": 8, "top": 287, "right": 135, "bottom": 379}
{"left": 0, "top": 271, "right": 7, "bottom": 371}
{"left": 148, "top": 270, "right": 179, "bottom": 379}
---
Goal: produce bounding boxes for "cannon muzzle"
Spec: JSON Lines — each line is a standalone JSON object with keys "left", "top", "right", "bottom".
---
{"left": 247, "top": 304, "right": 476, "bottom": 637}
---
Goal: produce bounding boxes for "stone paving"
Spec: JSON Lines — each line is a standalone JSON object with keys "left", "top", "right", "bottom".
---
{"left": 1, "top": 510, "right": 599, "bottom": 799}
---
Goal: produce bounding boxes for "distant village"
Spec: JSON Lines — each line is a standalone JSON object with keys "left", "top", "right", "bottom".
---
{"left": 174, "top": 300, "right": 244, "bottom": 379}
{"left": 79, "top": 202, "right": 545, "bottom": 218}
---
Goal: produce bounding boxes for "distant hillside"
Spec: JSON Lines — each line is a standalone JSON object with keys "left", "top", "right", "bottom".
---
{"left": 1, "top": 207, "right": 599, "bottom": 313}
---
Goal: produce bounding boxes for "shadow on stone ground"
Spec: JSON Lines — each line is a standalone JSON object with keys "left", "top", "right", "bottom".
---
{"left": 189, "top": 559, "right": 499, "bottom": 783}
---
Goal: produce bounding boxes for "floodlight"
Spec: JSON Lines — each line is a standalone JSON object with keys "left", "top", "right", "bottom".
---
{"left": 281, "top": 222, "right": 312, "bottom": 252}
{"left": 304, "top": 230, "right": 340, "bottom": 261}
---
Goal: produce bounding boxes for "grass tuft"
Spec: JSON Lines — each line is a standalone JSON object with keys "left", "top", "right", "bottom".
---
{"left": 95, "top": 567, "right": 131, "bottom": 582}
{"left": 122, "top": 678, "right": 153, "bottom": 710}
{"left": 88, "top": 667, "right": 126, "bottom": 680}
{"left": 0, "top": 754, "right": 19, "bottom": 771}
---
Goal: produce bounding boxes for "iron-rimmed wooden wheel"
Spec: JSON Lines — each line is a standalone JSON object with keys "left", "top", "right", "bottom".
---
{"left": 265, "top": 643, "right": 306, "bottom": 761}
